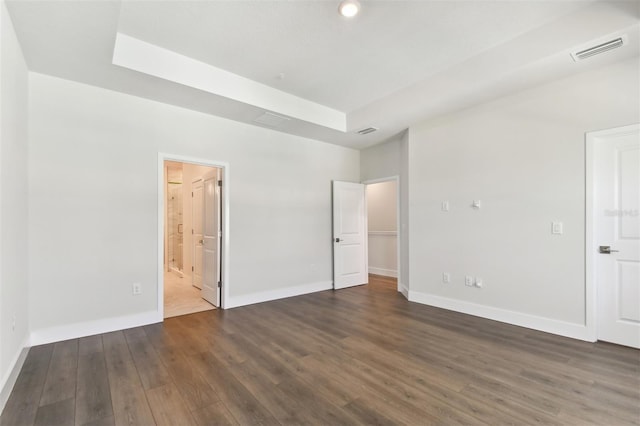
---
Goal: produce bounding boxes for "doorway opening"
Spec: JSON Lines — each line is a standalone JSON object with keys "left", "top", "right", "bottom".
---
{"left": 365, "top": 177, "right": 400, "bottom": 293}
{"left": 159, "top": 154, "right": 229, "bottom": 319}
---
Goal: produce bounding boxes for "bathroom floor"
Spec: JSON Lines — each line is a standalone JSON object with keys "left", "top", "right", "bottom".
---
{"left": 164, "top": 271, "right": 215, "bottom": 318}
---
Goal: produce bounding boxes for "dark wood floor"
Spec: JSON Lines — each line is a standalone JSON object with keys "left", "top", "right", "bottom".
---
{"left": 2, "top": 275, "right": 639, "bottom": 425}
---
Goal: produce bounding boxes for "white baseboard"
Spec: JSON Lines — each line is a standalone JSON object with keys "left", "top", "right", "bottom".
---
{"left": 30, "top": 310, "right": 162, "bottom": 346}
{"left": 408, "top": 291, "right": 594, "bottom": 342}
{"left": 368, "top": 267, "right": 398, "bottom": 278}
{"left": 227, "top": 280, "right": 333, "bottom": 309}
{"left": 399, "top": 283, "right": 409, "bottom": 299}
{"left": 0, "top": 335, "right": 30, "bottom": 415}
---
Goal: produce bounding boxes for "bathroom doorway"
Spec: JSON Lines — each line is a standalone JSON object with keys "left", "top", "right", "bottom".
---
{"left": 163, "top": 160, "right": 224, "bottom": 318}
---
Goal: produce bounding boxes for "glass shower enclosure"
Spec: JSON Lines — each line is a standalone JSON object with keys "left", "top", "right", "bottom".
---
{"left": 167, "top": 179, "right": 184, "bottom": 273}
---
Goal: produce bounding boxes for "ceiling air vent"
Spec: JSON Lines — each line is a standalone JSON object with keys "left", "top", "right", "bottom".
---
{"left": 357, "top": 127, "right": 378, "bottom": 135}
{"left": 571, "top": 36, "right": 625, "bottom": 62}
{"left": 253, "top": 112, "right": 291, "bottom": 127}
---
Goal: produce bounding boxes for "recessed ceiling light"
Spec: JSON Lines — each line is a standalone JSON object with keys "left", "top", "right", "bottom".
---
{"left": 338, "top": 0, "right": 360, "bottom": 18}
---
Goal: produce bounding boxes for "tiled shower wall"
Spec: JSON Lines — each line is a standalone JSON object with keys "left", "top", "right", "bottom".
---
{"left": 167, "top": 167, "right": 183, "bottom": 271}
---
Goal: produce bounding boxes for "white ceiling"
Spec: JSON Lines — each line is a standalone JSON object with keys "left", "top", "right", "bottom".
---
{"left": 6, "top": 0, "right": 640, "bottom": 149}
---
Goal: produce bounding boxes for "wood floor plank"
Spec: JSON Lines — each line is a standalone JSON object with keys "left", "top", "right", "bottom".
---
{"left": 34, "top": 398, "right": 75, "bottom": 426}
{"left": 123, "top": 327, "right": 171, "bottom": 390}
{"left": 102, "top": 331, "right": 156, "bottom": 426}
{"left": 80, "top": 416, "right": 115, "bottom": 426}
{"left": 213, "top": 356, "right": 309, "bottom": 424}
{"left": 78, "top": 335, "right": 103, "bottom": 357}
{"left": 276, "top": 376, "right": 360, "bottom": 425}
{"left": 191, "top": 402, "right": 239, "bottom": 426}
{"left": 1, "top": 344, "right": 54, "bottom": 426}
{"left": 75, "top": 351, "right": 113, "bottom": 426}
{"left": 3, "top": 275, "right": 639, "bottom": 426}
{"left": 145, "top": 384, "right": 196, "bottom": 426}
{"left": 148, "top": 343, "right": 220, "bottom": 412}
{"left": 40, "top": 339, "right": 79, "bottom": 406}
{"left": 341, "top": 398, "right": 402, "bottom": 426}
{"left": 189, "top": 351, "right": 280, "bottom": 426}
{"left": 460, "top": 383, "right": 564, "bottom": 425}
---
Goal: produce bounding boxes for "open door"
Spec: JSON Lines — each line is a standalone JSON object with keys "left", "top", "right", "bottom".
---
{"left": 333, "top": 181, "right": 368, "bottom": 289}
{"left": 192, "top": 179, "right": 203, "bottom": 290}
{"left": 201, "top": 169, "right": 221, "bottom": 307}
{"left": 591, "top": 124, "right": 640, "bottom": 348}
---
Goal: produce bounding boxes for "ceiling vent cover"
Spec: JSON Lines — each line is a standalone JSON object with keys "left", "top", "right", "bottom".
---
{"left": 253, "top": 112, "right": 291, "bottom": 127}
{"left": 357, "top": 127, "right": 378, "bottom": 135}
{"left": 571, "top": 36, "right": 625, "bottom": 62}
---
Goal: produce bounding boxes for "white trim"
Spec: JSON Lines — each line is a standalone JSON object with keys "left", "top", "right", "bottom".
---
{"left": 158, "top": 153, "right": 231, "bottom": 315}
{"left": 409, "top": 291, "right": 594, "bottom": 342}
{"left": 227, "top": 281, "right": 332, "bottom": 309}
{"left": 585, "top": 123, "right": 640, "bottom": 344}
{"left": 399, "top": 283, "right": 409, "bottom": 299}
{"left": 368, "top": 231, "right": 398, "bottom": 236}
{"left": 368, "top": 267, "right": 398, "bottom": 278}
{"left": 0, "top": 336, "right": 30, "bottom": 414}
{"left": 170, "top": 267, "right": 184, "bottom": 278}
{"left": 30, "top": 310, "right": 161, "bottom": 347}
{"left": 363, "top": 176, "right": 401, "bottom": 293}
{"left": 113, "top": 33, "right": 346, "bottom": 132}
{"left": 362, "top": 176, "right": 398, "bottom": 185}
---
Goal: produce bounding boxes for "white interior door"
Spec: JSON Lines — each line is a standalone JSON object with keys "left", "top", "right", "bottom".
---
{"left": 201, "top": 169, "right": 221, "bottom": 307}
{"left": 593, "top": 124, "right": 640, "bottom": 348}
{"left": 333, "top": 181, "right": 368, "bottom": 289}
{"left": 192, "top": 179, "right": 203, "bottom": 290}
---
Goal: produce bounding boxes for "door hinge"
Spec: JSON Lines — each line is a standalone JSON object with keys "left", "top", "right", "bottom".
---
{"left": 217, "top": 281, "right": 221, "bottom": 288}
{"left": 192, "top": 266, "right": 194, "bottom": 272}
{"left": 191, "top": 229, "right": 194, "bottom": 234}
{"left": 218, "top": 180, "right": 222, "bottom": 187}
{"left": 191, "top": 192, "right": 194, "bottom": 197}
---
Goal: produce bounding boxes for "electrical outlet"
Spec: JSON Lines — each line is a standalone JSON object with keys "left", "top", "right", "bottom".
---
{"left": 474, "top": 278, "right": 483, "bottom": 288}
{"left": 11, "top": 315, "right": 16, "bottom": 332}
{"left": 442, "top": 273, "right": 451, "bottom": 284}
{"left": 465, "top": 276, "right": 473, "bottom": 286}
{"left": 132, "top": 282, "right": 142, "bottom": 295}
{"left": 441, "top": 201, "right": 450, "bottom": 212}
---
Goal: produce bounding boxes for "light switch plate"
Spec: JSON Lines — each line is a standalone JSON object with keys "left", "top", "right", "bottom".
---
{"left": 552, "top": 222, "right": 563, "bottom": 235}
{"left": 441, "top": 201, "right": 449, "bottom": 212}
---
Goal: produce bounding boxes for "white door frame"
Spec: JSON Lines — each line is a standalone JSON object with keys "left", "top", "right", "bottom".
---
{"left": 585, "top": 123, "right": 640, "bottom": 342}
{"left": 363, "top": 176, "right": 402, "bottom": 293}
{"left": 158, "top": 153, "right": 231, "bottom": 316}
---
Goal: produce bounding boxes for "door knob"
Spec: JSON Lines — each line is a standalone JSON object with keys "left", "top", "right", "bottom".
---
{"left": 599, "top": 245, "right": 619, "bottom": 254}
{"left": 199, "top": 239, "right": 204, "bottom": 245}
{"left": 335, "top": 237, "right": 341, "bottom": 243}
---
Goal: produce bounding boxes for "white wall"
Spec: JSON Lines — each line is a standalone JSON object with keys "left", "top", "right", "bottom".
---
{"left": 367, "top": 181, "right": 397, "bottom": 277}
{"left": 360, "top": 135, "right": 401, "bottom": 182}
{"left": 27, "top": 73, "right": 359, "bottom": 341}
{"left": 407, "top": 57, "right": 640, "bottom": 339}
{"left": 0, "top": 0, "right": 29, "bottom": 410}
